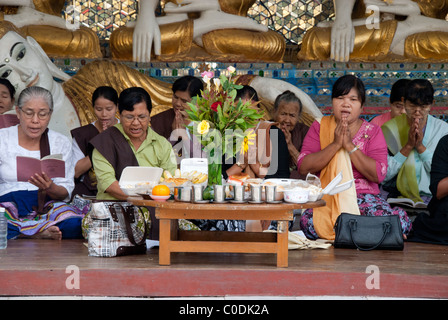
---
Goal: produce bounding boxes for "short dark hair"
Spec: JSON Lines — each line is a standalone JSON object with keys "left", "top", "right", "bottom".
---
{"left": 390, "top": 79, "right": 411, "bottom": 104}
{"left": 404, "top": 79, "right": 434, "bottom": 106}
{"left": 118, "top": 87, "right": 152, "bottom": 114}
{"left": 172, "top": 76, "right": 203, "bottom": 99}
{"left": 92, "top": 86, "right": 118, "bottom": 106}
{"left": 236, "top": 85, "right": 259, "bottom": 102}
{"left": 0, "top": 78, "right": 15, "bottom": 100}
{"left": 332, "top": 75, "right": 366, "bottom": 106}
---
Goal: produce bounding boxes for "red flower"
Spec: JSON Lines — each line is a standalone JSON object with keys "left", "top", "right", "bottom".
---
{"left": 211, "top": 101, "right": 222, "bottom": 112}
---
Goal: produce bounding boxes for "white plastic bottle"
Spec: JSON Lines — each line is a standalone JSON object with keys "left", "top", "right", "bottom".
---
{"left": 0, "top": 207, "right": 7, "bottom": 249}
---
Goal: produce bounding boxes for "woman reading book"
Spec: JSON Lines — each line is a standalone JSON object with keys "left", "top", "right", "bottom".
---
{"left": 0, "top": 86, "right": 85, "bottom": 240}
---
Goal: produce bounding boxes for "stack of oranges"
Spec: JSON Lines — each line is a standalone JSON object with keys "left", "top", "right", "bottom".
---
{"left": 152, "top": 184, "right": 171, "bottom": 196}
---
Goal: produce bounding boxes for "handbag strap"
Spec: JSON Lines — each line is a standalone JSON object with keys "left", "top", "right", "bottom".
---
{"left": 109, "top": 203, "right": 148, "bottom": 246}
{"left": 348, "top": 219, "right": 391, "bottom": 251}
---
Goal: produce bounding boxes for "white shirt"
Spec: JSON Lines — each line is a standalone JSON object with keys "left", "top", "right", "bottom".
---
{"left": 0, "top": 125, "right": 75, "bottom": 200}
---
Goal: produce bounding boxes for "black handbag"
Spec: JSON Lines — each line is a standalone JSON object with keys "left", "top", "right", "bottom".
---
{"left": 334, "top": 213, "right": 404, "bottom": 251}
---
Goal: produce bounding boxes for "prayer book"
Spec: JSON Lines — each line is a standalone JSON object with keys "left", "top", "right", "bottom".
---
{"left": 16, "top": 154, "right": 65, "bottom": 182}
{"left": 387, "top": 197, "right": 427, "bottom": 209}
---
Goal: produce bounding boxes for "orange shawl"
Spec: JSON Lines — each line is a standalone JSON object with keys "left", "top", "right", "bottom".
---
{"left": 313, "top": 116, "right": 360, "bottom": 240}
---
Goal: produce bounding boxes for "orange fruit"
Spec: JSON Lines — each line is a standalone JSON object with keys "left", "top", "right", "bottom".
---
{"left": 152, "top": 184, "right": 170, "bottom": 196}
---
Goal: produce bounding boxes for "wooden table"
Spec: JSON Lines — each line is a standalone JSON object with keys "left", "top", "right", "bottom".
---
{"left": 128, "top": 197, "right": 325, "bottom": 267}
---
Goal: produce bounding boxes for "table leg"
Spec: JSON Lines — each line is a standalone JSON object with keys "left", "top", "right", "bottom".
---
{"left": 277, "top": 220, "right": 288, "bottom": 268}
{"left": 158, "top": 218, "right": 171, "bottom": 265}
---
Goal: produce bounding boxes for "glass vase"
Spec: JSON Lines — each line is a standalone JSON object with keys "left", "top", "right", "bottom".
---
{"left": 202, "top": 161, "right": 222, "bottom": 200}
{"left": 207, "top": 162, "right": 222, "bottom": 186}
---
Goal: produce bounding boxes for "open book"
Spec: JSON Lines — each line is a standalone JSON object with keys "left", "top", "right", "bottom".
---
{"left": 16, "top": 154, "right": 65, "bottom": 182}
{"left": 0, "top": 114, "right": 19, "bottom": 128}
{"left": 387, "top": 197, "right": 427, "bottom": 209}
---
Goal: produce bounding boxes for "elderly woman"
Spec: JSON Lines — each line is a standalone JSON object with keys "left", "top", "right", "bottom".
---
{"left": 382, "top": 79, "right": 448, "bottom": 206}
{"left": 223, "top": 85, "right": 290, "bottom": 180}
{"left": 0, "top": 79, "right": 15, "bottom": 114}
{"left": 272, "top": 90, "right": 309, "bottom": 179}
{"left": 89, "top": 87, "right": 177, "bottom": 201}
{"left": 298, "top": 75, "right": 412, "bottom": 240}
{"left": 0, "top": 86, "right": 84, "bottom": 240}
{"left": 70, "top": 86, "right": 119, "bottom": 199}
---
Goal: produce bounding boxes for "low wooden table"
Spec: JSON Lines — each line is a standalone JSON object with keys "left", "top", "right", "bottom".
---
{"left": 128, "top": 198, "right": 325, "bottom": 267}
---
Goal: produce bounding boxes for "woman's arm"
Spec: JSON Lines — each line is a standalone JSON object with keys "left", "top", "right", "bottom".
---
{"left": 74, "top": 156, "right": 91, "bottom": 179}
{"left": 299, "top": 121, "right": 342, "bottom": 175}
{"left": 430, "top": 136, "right": 448, "bottom": 200}
{"left": 347, "top": 124, "right": 388, "bottom": 184}
{"left": 347, "top": 143, "right": 381, "bottom": 183}
{"left": 91, "top": 149, "right": 128, "bottom": 200}
{"left": 104, "top": 181, "right": 128, "bottom": 201}
{"left": 436, "top": 177, "right": 448, "bottom": 200}
{"left": 29, "top": 173, "right": 69, "bottom": 201}
{"left": 299, "top": 143, "right": 340, "bottom": 175}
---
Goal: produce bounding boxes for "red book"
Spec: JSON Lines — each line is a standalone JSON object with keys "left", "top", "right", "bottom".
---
{"left": 16, "top": 154, "right": 65, "bottom": 182}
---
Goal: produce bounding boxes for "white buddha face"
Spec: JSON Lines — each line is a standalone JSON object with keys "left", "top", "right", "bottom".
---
{"left": 0, "top": 31, "right": 54, "bottom": 101}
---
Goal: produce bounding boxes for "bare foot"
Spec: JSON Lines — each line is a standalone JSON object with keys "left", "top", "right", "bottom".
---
{"left": 33, "top": 226, "right": 62, "bottom": 240}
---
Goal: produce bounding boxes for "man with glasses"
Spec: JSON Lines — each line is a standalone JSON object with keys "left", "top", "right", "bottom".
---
{"left": 382, "top": 79, "right": 448, "bottom": 207}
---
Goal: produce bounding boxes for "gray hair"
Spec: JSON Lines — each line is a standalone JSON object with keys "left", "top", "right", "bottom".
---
{"left": 273, "top": 90, "right": 302, "bottom": 115}
{"left": 17, "top": 86, "right": 54, "bottom": 111}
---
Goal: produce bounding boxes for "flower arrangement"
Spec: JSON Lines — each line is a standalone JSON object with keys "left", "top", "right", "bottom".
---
{"left": 186, "top": 66, "right": 264, "bottom": 185}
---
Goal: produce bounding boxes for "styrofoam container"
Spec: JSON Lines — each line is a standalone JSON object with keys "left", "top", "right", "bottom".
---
{"left": 119, "top": 166, "right": 163, "bottom": 196}
{"left": 180, "top": 158, "right": 208, "bottom": 175}
{"left": 283, "top": 187, "right": 310, "bottom": 204}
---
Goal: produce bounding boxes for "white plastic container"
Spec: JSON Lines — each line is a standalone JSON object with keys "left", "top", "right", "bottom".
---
{"left": 119, "top": 166, "right": 163, "bottom": 196}
{"left": 283, "top": 188, "right": 310, "bottom": 204}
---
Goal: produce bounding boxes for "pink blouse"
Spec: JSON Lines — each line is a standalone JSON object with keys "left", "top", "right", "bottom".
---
{"left": 297, "top": 119, "right": 388, "bottom": 195}
{"left": 370, "top": 111, "right": 392, "bottom": 128}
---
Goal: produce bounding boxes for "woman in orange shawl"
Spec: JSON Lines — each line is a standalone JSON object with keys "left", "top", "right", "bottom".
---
{"left": 297, "top": 75, "right": 411, "bottom": 240}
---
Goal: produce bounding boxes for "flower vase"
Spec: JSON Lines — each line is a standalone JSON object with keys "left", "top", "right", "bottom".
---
{"left": 202, "top": 162, "right": 222, "bottom": 200}
{"left": 208, "top": 162, "right": 222, "bottom": 186}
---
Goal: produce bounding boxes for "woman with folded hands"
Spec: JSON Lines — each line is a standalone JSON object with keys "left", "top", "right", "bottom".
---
{"left": 297, "top": 75, "right": 411, "bottom": 241}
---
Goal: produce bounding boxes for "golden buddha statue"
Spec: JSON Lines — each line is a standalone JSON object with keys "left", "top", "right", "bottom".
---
{"left": 1, "top": 0, "right": 101, "bottom": 59}
{"left": 110, "top": 0, "right": 285, "bottom": 63}
{"left": 298, "top": 0, "right": 448, "bottom": 62}
{"left": 0, "top": 19, "right": 319, "bottom": 138}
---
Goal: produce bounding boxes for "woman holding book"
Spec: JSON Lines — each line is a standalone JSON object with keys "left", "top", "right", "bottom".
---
{"left": 0, "top": 86, "right": 85, "bottom": 240}
{"left": 381, "top": 79, "right": 448, "bottom": 206}
{"left": 297, "top": 75, "right": 411, "bottom": 240}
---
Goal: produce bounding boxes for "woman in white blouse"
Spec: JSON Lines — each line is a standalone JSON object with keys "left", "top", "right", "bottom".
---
{"left": 0, "top": 86, "right": 84, "bottom": 240}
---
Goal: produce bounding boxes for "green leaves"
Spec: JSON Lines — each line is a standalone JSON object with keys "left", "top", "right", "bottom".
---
{"left": 187, "top": 69, "right": 264, "bottom": 159}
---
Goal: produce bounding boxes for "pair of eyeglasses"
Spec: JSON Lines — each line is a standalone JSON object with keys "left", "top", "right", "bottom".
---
{"left": 405, "top": 105, "right": 431, "bottom": 113}
{"left": 121, "top": 114, "right": 150, "bottom": 123}
{"left": 19, "top": 108, "right": 52, "bottom": 120}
